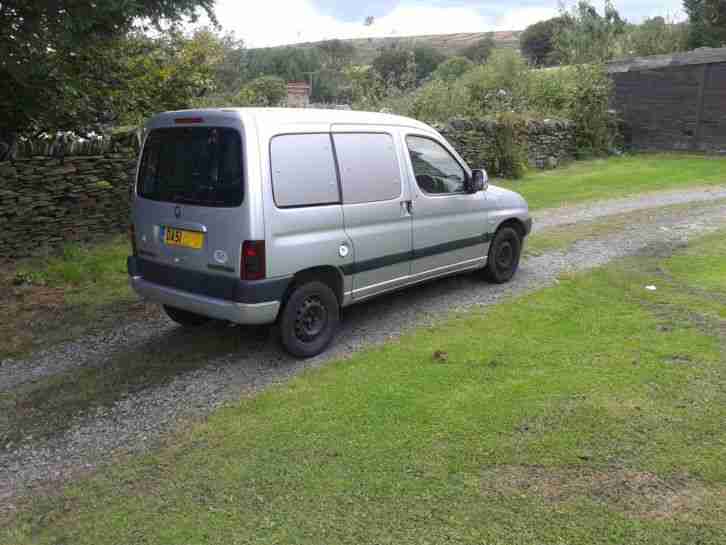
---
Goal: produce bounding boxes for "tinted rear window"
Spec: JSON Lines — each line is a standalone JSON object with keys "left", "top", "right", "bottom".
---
{"left": 137, "top": 127, "right": 243, "bottom": 207}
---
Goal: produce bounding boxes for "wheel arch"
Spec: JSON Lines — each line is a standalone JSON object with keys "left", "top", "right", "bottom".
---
{"left": 282, "top": 265, "right": 345, "bottom": 308}
{"left": 494, "top": 217, "right": 527, "bottom": 240}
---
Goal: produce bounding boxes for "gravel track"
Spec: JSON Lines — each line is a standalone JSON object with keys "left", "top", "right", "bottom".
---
{"left": 533, "top": 185, "right": 726, "bottom": 230}
{"left": 2, "top": 191, "right": 726, "bottom": 513}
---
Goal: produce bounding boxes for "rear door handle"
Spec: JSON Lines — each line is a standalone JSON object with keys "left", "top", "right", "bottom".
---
{"left": 401, "top": 200, "right": 413, "bottom": 216}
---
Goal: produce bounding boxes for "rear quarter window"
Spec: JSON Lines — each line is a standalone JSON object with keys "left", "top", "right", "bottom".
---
{"left": 333, "top": 133, "right": 401, "bottom": 204}
{"left": 270, "top": 133, "right": 340, "bottom": 207}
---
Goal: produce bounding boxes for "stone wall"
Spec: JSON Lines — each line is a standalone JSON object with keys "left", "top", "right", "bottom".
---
{"left": 0, "top": 137, "right": 138, "bottom": 258}
{"left": 436, "top": 117, "right": 577, "bottom": 175}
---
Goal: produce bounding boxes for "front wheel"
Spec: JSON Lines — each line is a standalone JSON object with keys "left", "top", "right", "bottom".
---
{"left": 278, "top": 281, "right": 340, "bottom": 358}
{"left": 483, "top": 227, "right": 522, "bottom": 284}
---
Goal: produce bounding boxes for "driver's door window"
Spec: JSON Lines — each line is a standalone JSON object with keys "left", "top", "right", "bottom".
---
{"left": 406, "top": 136, "right": 466, "bottom": 195}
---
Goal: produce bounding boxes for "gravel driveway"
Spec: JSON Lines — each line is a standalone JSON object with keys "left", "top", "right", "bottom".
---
{"left": 2, "top": 188, "right": 726, "bottom": 513}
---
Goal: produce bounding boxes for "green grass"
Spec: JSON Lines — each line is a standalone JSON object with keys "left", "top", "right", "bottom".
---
{"left": 498, "top": 153, "right": 726, "bottom": 210}
{"left": 0, "top": 235, "right": 148, "bottom": 360}
{"left": 6, "top": 231, "right": 726, "bottom": 544}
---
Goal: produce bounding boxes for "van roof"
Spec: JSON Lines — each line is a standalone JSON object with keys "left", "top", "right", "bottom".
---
{"left": 149, "top": 107, "right": 434, "bottom": 132}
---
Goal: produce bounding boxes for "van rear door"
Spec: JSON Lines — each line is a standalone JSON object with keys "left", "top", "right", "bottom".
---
{"left": 132, "top": 118, "right": 248, "bottom": 279}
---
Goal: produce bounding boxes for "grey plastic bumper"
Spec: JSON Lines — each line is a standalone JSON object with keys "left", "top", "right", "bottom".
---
{"left": 130, "top": 276, "right": 280, "bottom": 325}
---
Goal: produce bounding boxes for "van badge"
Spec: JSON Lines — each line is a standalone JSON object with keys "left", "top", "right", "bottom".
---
{"left": 174, "top": 206, "right": 182, "bottom": 218}
{"left": 214, "top": 250, "right": 229, "bottom": 264}
{"left": 339, "top": 244, "right": 349, "bottom": 258}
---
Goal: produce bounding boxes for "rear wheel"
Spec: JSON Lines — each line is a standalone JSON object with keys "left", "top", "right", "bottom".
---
{"left": 163, "top": 305, "right": 211, "bottom": 327}
{"left": 279, "top": 281, "right": 339, "bottom": 358}
{"left": 484, "top": 226, "right": 522, "bottom": 284}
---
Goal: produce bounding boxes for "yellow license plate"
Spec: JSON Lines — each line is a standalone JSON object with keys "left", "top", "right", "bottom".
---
{"left": 164, "top": 227, "right": 204, "bottom": 249}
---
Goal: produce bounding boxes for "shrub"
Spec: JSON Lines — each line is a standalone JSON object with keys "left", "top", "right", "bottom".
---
{"left": 461, "top": 49, "right": 531, "bottom": 115}
{"left": 432, "top": 56, "right": 475, "bottom": 82}
{"left": 491, "top": 113, "right": 529, "bottom": 179}
{"left": 406, "top": 79, "right": 470, "bottom": 122}
{"left": 566, "top": 64, "right": 615, "bottom": 157}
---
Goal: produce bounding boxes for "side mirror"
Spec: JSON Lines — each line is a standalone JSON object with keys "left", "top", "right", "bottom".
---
{"left": 469, "top": 169, "right": 488, "bottom": 193}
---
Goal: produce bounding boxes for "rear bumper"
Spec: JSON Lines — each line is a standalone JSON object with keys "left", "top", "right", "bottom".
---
{"left": 127, "top": 256, "right": 286, "bottom": 325}
{"left": 130, "top": 276, "right": 280, "bottom": 325}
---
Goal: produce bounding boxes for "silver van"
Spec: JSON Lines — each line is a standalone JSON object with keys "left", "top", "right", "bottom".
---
{"left": 128, "top": 108, "right": 531, "bottom": 357}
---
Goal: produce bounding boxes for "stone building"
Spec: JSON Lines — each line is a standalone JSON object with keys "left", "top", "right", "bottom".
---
{"left": 286, "top": 81, "right": 311, "bottom": 108}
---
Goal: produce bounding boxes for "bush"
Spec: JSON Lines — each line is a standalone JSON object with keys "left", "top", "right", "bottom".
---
{"left": 567, "top": 64, "right": 615, "bottom": 157}
{"left": 406, "top": 79, "right": 470, "bottom": 122}
{"left": 354, "top": 48, "right": 617, "bottom": 162}
{"left": 461, "top": 50, "right": 531, "bottom": 115}
{"left": 492, "top": 113, "right": 529, "bottom": 179}
{"left": 432, "top": 56, "right": 475, "bottom": 82}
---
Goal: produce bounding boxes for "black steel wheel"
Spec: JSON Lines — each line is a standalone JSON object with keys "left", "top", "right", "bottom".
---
{"left": 279, "top": 281, "right": 339, "bottom": 358}
{"left": 483, "top": 226, "right": 522, "bottom": 284}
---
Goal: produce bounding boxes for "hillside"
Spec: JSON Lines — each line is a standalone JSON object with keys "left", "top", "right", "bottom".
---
{"left": 267, "top": 31, "right": 522, "bottom": 63}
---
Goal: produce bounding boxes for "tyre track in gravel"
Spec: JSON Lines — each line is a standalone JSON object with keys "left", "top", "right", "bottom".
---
{"left": 2, "top": 193, "right": 726, "bottom": 514}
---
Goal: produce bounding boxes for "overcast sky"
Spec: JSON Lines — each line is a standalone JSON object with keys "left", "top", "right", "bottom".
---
{"left": 208, "top": 0, "right": 686, "bottom": 48}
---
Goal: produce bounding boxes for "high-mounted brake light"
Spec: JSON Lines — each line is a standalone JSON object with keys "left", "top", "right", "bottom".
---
{"left": 241, "top": 240, "right": 266, "bottom": 281}
{"left": 174, "top": 117, "right": 204, "bottom": 124}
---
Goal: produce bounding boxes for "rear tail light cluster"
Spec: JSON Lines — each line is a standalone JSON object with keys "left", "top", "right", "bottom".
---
{"left": 241, "top": 240, "right": 266, "bottom": 280}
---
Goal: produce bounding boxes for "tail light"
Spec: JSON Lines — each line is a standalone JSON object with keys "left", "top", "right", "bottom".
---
{"left": 129, "top": 223, "right": 137, "bottom": 256}
{"left": 241, "top": 240, "right": 266, "bottom": 281}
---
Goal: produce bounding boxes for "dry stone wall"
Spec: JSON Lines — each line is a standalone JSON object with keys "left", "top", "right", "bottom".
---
{"left": 436, "top": 117, "right": 577, "bottom": 175}
{"left": 0, "top": 137, "right": 138, "bottom": 259}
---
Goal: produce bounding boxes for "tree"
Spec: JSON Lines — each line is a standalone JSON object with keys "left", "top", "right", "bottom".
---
{"left": 684, "top": 0, "right": 726, "bottom": 48}
{"left": 0, "top": 0, "right": 215, "bottom": 152}
{"left": 317, "top": 39, "right": 355, "bottom": 70}
{"left": 432, "top": 56, "right": 475, "bottom": 81}
{"left": 620, "top": 17, "right": 688, "bottom": 57}
{"left": 371, "top": 47, "right": 416, "bottom": 90}
{"left": 520, "top": 17, "right": 572, "bottom": 66}
{"left": 242, "top": 47, "right": 322, "bottom": 83}
{"left": 554, "top": 0, "right": 627, "bottom": 64}
{"left": 245, "top": 76, "right": 287, "bottom": 106}
{"left": 460, "top": 34, "right": 496, "bottom": 64}
{"left": 412, "top": 45, "right": 446, "bottom": 82}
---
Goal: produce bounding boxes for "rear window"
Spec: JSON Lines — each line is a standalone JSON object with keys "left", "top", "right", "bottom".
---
{"left": 137, "top": 127, "right": 243, "bottom": 207}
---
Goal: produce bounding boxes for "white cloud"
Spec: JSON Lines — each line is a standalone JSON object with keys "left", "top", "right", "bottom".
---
{"left": 206, "top": 0, "right": 681, "bottom": 48}
{"left": 211, "top": 0, "right": 557, "bottom": 48}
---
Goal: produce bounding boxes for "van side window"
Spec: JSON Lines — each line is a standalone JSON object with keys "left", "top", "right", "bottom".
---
{"left": 270, "top": 134, "right": 340, "bottom": 207}
{"left": 406, "top": 136, "right": 467, "bottom": 195}
{"left": 333, "top": 133, "right": 401, "bottom": 204}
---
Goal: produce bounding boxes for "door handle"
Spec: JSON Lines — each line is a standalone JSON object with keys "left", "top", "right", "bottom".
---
{"left": 401, "top": 200, "right": 413, "bottom": 216}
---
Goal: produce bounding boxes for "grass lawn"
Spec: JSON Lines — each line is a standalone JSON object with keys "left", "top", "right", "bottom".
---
{"left": 0, "top": 235, "right": 154, "bottom": 360}
{"left": 6, "top": 231, "right": 726, "bottom": 544}
{"left": 498, "top": 153, "right": 726, "bottom": 210}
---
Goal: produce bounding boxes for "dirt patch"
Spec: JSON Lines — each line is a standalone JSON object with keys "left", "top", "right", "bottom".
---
{"left": 0, "top": 280, "right": 159, "bottom": 362}
{"left": 481, "top": 464, "right": 722, "bottom": 521}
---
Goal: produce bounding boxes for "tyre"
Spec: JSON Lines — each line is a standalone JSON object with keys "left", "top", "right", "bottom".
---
{"left": 278, "top": 281, "right": 340, "bottom": 358}
{"left": 163, "top": 305, "right": 211, "bottom": 327}
{"left": 483, "top": 226, "right": 522, "bottom": 284}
